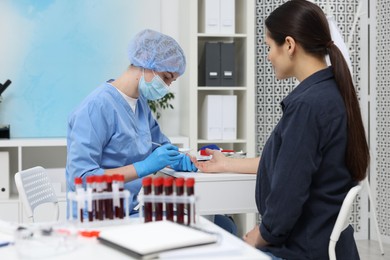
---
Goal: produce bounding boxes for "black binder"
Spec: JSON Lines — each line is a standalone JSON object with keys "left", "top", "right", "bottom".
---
{"left": 204, "top": 42, "right": 221, "bottom": 86}
{"left": 199, "top": 42, "right": 235, "bottom": 86}
{"left": 220, "top": 42, "right": 235, "bottom": 86}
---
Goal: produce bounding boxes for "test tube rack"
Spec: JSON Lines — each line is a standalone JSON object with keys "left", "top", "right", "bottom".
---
{"left": 137, "top": 193, "right": 198, "bottom": 226}
{"left": 67, "top": 189, "right": 131, "bottom": 226}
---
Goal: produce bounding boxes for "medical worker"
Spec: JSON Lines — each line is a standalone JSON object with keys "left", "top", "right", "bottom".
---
{"left": 66, "top": 29, "right": 196, "bottom": 217}
{"left": 194, "top": 0, "right": 369, "bottom": 259}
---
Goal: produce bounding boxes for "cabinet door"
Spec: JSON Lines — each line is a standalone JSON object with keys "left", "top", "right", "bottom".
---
{"left": 0, "top": 201, "right": 19, "bottom": 222}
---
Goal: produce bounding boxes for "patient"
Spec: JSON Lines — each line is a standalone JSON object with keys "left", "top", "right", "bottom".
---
{"left": 194, "top": 1, "right": 369, "bottom": 259}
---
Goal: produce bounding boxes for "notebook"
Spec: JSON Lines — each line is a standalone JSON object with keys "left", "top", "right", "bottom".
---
{"left": 98, "top": 221, "right": 218, "bottom": 259}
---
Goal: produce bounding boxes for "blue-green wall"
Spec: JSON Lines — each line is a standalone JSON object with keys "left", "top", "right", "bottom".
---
{"left": 0, "top": 0, "right": 160, "bottom": 138}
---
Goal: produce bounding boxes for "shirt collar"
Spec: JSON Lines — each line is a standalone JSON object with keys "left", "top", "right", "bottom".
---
{"left": 281, "top": 67, "right": 334, "bottom": 110}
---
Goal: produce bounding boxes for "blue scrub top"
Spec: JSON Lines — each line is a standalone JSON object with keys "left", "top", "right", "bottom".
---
{"left": 256, "top": 67, "right": 359, "bottom": 259}
{"left": 66, "top": 82, "right": 169, "bottom": 217}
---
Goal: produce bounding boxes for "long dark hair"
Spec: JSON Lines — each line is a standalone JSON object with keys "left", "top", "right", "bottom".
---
{"left": 265, "top": 0, "right": 369, "bottom": 181}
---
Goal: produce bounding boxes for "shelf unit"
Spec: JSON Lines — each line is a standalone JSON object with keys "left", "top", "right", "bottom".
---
{"left": 0, "top": 138, "right": 67, "bottom": 222}
{"left": 179, "top": 0, "right": 256, "bottom": 157}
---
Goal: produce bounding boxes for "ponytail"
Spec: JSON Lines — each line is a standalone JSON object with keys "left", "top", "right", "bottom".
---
{"left": 327, "top": 43, "right": 369, "bottom": 181}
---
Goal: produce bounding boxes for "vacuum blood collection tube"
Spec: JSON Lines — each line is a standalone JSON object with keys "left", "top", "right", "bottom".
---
{"left": 95, "top": 175, "right": 105, "bottom": 221}
{"left": 104, "top": 175, "right": 114, "bottom": 220}
{"left": 74, "top": 177, "right": 84, "bottom": 222}
{"left": 86, "top": 176, "right": 95, "bottom": 222}
{"left": 142, "top": 177, "right": 153, "bottom": 222}
{"left": 153, "top": 177, "right": 163, "bottom": 221}
{"left": 175, "top": 178, "right": 185, "bottom": 224}
{"left": 185, "top": 178, "right": 195, "bottom": 225}
{"left": 113, "top": 174, "right": 125, "bottom": 219}
{"left": 164, "top": 177, "right": 174, "bottom": 221}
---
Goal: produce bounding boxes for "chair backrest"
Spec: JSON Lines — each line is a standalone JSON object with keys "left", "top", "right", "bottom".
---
{"left": 14, "top": 166, "right": 59, "bottom": 223}
{"left": 328, "top": 185, "right": 362, "bottom": 260}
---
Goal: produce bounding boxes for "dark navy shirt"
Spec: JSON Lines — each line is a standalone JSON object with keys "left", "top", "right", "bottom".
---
{"left": 256, "top": 67, "right": 359, "bottom": 260}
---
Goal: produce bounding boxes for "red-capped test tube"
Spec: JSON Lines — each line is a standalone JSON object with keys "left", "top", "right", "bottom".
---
{"left": 95, "top": 175, "right": 105, "bottom": 221}
{"left": 175, "top": 178, "right": 185, "bottom": 224}
{"left": 104, "top": 175, "right": 114, "bottom": 220}
{"left": 113, "top": 174, "right": 125, "bottom": 219}
{"left": 142, "top": 177, "right": 153, "bottom": 223}
{"left": 153, "top": 177, "right": 163, "bottom": 221}
{"left": 185, "top": 178, "right": 195, "bottom": 225}
{"left": 74, "top": 177, "right": 84, "bottom": 222}
{"left": 164, "top": 177, "right": 174, "bottom": 221}
{"left": 86, "top": 176, "right": 95, "bottom": 222}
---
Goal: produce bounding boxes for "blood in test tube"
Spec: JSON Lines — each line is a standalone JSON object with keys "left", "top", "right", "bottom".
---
{"left": 185, "top": 178, "right": 195, "bottom": 225}
{"left": 74, "top": 177, "right": 84, "bottom": 222}
{"left": 142, "top": 177, "right": 153, "bottom": 223}
{"left": 113, "top": 174, "right": 125, "bottom": 219}
{"left": 104, "top": 175, "right": 114, "bottom": 220}
{"left": 95, "top": 175, "right": 105, "bottom": 221}
{"left": 86, "top": 176, "right": 95, "bottom": 222}
{"left": 112, "top": 174, "right": 119, "bottom": 218}
{"left": 153, "top": 177, "right": 163, "bottom": 221}
{"left": 164, "top": 177, "right": 174, "bottom": 221}
{"left": 175, "top": 177, "right": 185, "bottom": 224}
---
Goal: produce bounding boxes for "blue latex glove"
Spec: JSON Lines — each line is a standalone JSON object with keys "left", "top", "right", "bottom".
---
{"left": 134, "top": 144, "right": 181, "bottom": 177}
{"left": 171, "top": 154, "right": 198, "bottom": 172}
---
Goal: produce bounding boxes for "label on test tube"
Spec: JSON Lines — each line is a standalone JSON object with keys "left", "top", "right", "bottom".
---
{"left": 153, "top": 177, "right": 163, "bottom": 221}
{"left": 74, "top": 177, "right": 84, "bottom": 223}
{"left": 175, "top": 178, "right": 185, "bottom": 224}
{"left": 86, "top": 176, "right": 95, "bottom": 222}
{"left": 185, "top": 178, "right": 195, "bottom": 225}
{"left": 142, "top": 177, "right": 153, "bottom": 223}
{"left": 118, "top": 174, "right": 125, "bottom": 218}
{"left": 164, "top": 177, "right": 174, "bottom": 222}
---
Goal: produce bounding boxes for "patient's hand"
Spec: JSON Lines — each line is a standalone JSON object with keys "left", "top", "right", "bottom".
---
{"left": 192, "top": 149, "right": 228, "bottom": 173}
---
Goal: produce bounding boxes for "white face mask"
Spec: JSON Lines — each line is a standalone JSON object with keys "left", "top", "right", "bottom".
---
{"left": 138, "top": 70, "right": 169, "bottom": 100}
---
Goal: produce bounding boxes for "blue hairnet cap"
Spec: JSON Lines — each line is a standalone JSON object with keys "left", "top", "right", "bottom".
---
{"left": 128, "top": 29, "right": 186, "bottom": 76}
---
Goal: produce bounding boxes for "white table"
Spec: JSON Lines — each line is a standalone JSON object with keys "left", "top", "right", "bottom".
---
{"left": 159, "top": 168, "right": 258, "bottom": 234}
{"left": 0, "top": 217, "right": 270, "bottom": 259}
{"left": 159, "top": 168, "right": 257, "bottom": 215}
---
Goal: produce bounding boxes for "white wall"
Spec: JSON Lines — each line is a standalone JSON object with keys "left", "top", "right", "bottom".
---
{"left": 157, "top": 0, "right": 185, "bottom": 137}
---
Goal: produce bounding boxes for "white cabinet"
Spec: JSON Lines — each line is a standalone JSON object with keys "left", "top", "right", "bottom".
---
{"left": 0, "top": 200, "right": 19, "bottom": 222}
{"left": 179, "top": 0, "right": 256, "bottom": 157}
{"left": 0, "top": 138, "right": 67, "bottom": 223}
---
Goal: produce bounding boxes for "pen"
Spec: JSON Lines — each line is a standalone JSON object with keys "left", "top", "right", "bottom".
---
{"left": 0, "top": 241, "right": 12, "bottom": 247}
{"left": 151, "top": 142, "right": 191, "bottom": 154}
{"left": 151, "top": 142, "right": 162, "bottom": 147}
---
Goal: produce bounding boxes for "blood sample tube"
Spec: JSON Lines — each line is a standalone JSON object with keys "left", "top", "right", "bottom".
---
{"left": 95, "top": 175, "right": 105, "bottom": 221}
{"left": 175, "top": 177, "right": 185, "bottom": 224}
{"left": 164, "top": 177, "right": 174, "bottom": 221}
{"left": 104, "top": 175, "right": 114, "bottom": 220}
{"left": 185, "top": 178, "right": 195, "bottom": 225}
{"left": 153, "top": 177, "right": 163, "bottom": 221}
{"left": 74, "top": 177, "right": 84, "bottom": 222}
{"left": 142, "top": 177, "right": 153, "bottom": 223}
{"left": 117, "top": 174, "right": 125, "bottom": 218}
{"left": 112, "top": 174, "right": 119, "bottom": 219}
{"left": 86, "top": 176, "right": 95, "bottom": 222}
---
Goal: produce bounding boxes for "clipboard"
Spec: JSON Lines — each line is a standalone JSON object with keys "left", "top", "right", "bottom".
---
{"left": 98, "top": 221, "right": 218, "bottom": 259}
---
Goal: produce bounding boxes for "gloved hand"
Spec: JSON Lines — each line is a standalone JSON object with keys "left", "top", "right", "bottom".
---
{"left": 134, "top": 144, "right": 181, "bottom": 177}
{"left": 171, "top": 154, "right": 198, "bottom": 172}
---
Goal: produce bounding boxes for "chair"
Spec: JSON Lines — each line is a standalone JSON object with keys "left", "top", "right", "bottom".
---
{"left": 328, "top": 185, "right": 362, "bottom": 260}
{"left": 14, "top": 166, "right": 59, "bottom": 223}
